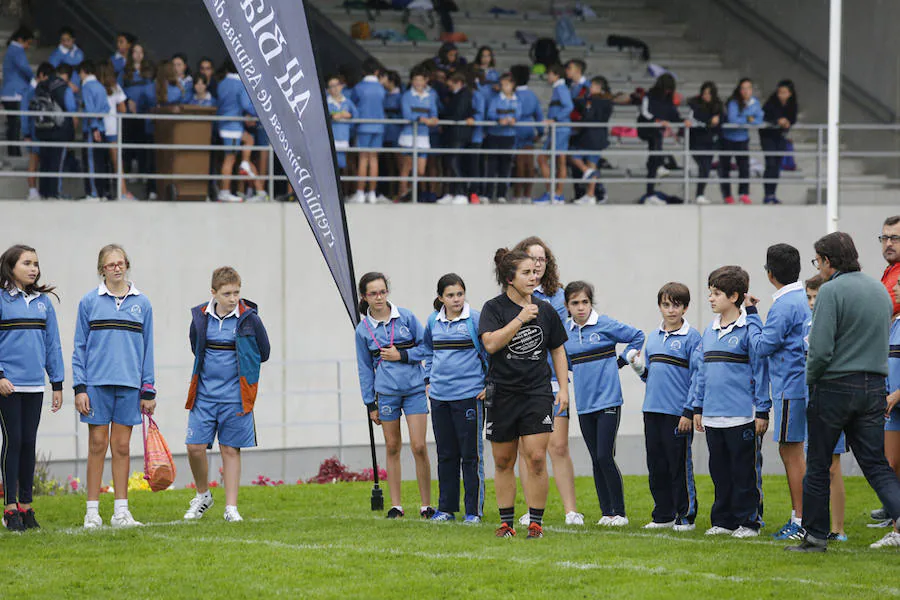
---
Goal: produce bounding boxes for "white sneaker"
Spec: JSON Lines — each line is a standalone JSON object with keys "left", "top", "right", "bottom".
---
{"left": 643, "top": 520, "right": 675, "bottom": 529}
{"left": 148, "top": 191, "right": 158, "bottom": 201}
{"left": 495, "top": 197, "right": 508, "bottom": 204}
{"left": 574, "top": 194, "right": 597, "bottom": 205}
{"left": 644, "top": 194, "right": 667, "bottom": 206}
{"left": 348, "top": 190, "right": 366, "bottom": 204}
{"left": 705, "top": 526, "right": 735, "bottom": 535}
{"left": 565, "top": 511, "right": 585, "bottom": 525}
{"left": 248, "top": 191, "right": 269, "bottom": 203}
{"left": 365, "top": 191, "right": 378, "bottom": 204}
{"left": 451, "top": 194, "right": 469, "bottom": 205}
{"left": 239, "top": 160, "right": 258, "bottom": 177}
{"left": 481, "top": 195, "right": 494, "bottom": 204}
{"left": 224, "top": 507, "right": 244, "bottom": 522}
{"left": 83, "top": 513, "right": 103, "bottom": 529}
{"left": 870, "top": 530, "right": 900, "bottom": 548}
{"left": 597, "top": 516, "right": 612, "bottom": 526}
{"left": 375, "top": 194, "right": 390, "bottom": 204}
{"left": 217, "top": 190, "right": 244, "bottom": 203}
{"left": 656, "top": 165, "right": 670, "bottom": 178}
{"left": 27, "top": 187, "right": 40, "bottom": 200}
{"left": 518, "top": 513, "right": 530, "bottom": 526}
{"left": 184, "top": 494, "right": 215, "bottom": 520}
{"left": 110, "top": 509, "right": 143, "bottom": 528}
{"left": 581, "top": 168, "right": 595, "bottom": 180}
{"left": 732, "top": 526, "right": 759, "bottom": 538}
{"left": 695, "top": 195, "right": 711, "bottom": 205}
{"left": 673, "top": 523, "right": 696, "bottom": 532}
{"left": 437, "top": 194, "right": 455, "bottom": 204}
{"left": 606, "top": 515, "right": 629, "bottom": 527}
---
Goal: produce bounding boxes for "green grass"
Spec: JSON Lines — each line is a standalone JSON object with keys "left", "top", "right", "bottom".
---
{"left": 1, "top": 475, "right": 897, "bottom": 599}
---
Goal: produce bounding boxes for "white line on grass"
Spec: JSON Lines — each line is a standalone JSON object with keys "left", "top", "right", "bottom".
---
{"left": 56, "top": 518, "right": 269, "bottom": 535}
{"left": 144, "top": 532, "right": 900, "bottom": 596}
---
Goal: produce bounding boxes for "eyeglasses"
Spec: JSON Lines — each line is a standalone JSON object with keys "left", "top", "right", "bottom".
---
{"left": 103, "top": 261, "right": 127, "bottom": 272}
{"left": 529, "top": 256, "right": 548, "bottom": 264}
{"left": 365, "top": 290, "right": 388, "bottom": 298}
{"left": 811, "top": 257, "right": 823, "bottom": 268}
{"left": 879, "top": 235, "right": 900, "bottom": 244}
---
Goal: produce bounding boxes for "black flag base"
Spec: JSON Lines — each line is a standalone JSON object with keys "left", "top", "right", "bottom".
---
{"left": 371, "top": 485, "right": 384, "bottom": 511}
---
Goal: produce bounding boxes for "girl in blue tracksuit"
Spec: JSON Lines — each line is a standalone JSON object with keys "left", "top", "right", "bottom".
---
{"left": 565, "top": 281, "right": 645, "bottom": 526}
{"left": 536, "top": 64, "right": 574, "bottom": 204}
{"left": 759, "top": 80, "right": 798, "bottom": 205}
{"left": 355, "top": 272, "right": 433, "bottom": 519}
{"left": 189, "top": 74, "right": 214, "bottom": 107}
{"left": 0, "top": 245, "right": 64, "bottom": 531}
{"left": 79, "top": 61, "right": 112, "bottom": 200}
{"left": 638, "top": 74, "right": 681, "bottom": 200}
{"left": 2, "top": 27, "right": 35, "bottom": 157}
{"left": 73, "top": 244, "right": 156, "bottom": 529}
{"left": 484, "top": 74, "right": 522, "bottom": 202}
{"left": 48, "top": 27, "right": 85, "bottom": 92}
{"left": 171, "top": 53, "right": 194, "bottom": 104}
{"left": 397, "top": 70, "right": 439, "bottom": 201}
{"left": 326, "top": 74, "right": 358, "bottom": 172}
{"left": 423, "top": 274, "right": 486, "bottom": 523}
{"left": 511, "top": 65, "right": 544, "bottom": 203}
{"left": 720, "top": 78, "right": 764, "bottom": 204}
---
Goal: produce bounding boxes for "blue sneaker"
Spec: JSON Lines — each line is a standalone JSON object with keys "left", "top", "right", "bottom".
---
{"left": 551, "top": 194, "right": 566, "bottom": 205}
{"left": 772, "top": 521, "right": 802, "bottom": 540}
{"left": 533, "top": 193, "right": 551, "bottom": 204}
{"left": 827, "top": 532, "right": 848, "bottom": 542}
{"left": 463, "top": 514, "right": 482, "bottom": 525}
{"left": 430, "top": 511, "right": 455, "bottom": 522}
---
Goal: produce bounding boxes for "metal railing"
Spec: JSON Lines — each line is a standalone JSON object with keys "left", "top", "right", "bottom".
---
{"left": 2, "top": 108, "right": 898, "bottom": 203}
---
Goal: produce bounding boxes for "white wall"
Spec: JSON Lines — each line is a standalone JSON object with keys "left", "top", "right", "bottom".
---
{"left": 0, "top": 202, "right": 892, "bottom": 469}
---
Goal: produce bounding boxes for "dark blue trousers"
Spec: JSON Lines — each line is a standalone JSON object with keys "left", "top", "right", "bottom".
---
{"left": 430, "top": 397, "right": 484, "bottom": 516}
{"left": 579, "top": 406, "right": 626, "bottom": 516}
{"left": 0, "top": 392, "right": 43, "bottom": 505}
{"left": 643, "top": 412, "right": 697, "bottom": 525}
{"left": 706, "top": 421, "right": 762, "bottom": 530}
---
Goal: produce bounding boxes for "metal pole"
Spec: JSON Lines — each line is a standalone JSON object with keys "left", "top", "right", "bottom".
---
{"left": 826, "top": 0, "right": 842, "bottom": 232}
{"left": 268, "top": 144, "right": 275, "bottom": 201}
{"left": 336, "top": 361, "right": 344, "bottom": 464}
{"left": 367, "top": 412, "right": 384, "bottom": 511}
{"left": 412, "top": 121, "right": 419, "bottom": 203}
{"left": 683, "top": 124, "right": 691, "bottom": 202}
{"left": 549, "top": 123, "right": 557, "bottom": 198}
{"left": 116, "top": 113, "right": 124, "bottom": 200}
{"left": 816, "top": 127, "right": 824, "bottom": 205}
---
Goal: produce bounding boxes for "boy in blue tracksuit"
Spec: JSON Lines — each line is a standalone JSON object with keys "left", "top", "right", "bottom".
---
{"left": 78, "top": 61, "right": 111, "bottom": 199}
{"left": 398, "top": 72, "right": 439, "bottom": 201}
{"left": 2, "top": 27, "right": 35, "bottom": 157}
{"left": 183, "top": 267, "right": 270, "bottom": 523}
{"left": 630, "top": 282, "right": 701, "bottom": 531}
{"left": 423, "top": 275, "right": 485, "bottom": 523}
{"left": 744, "top": 244, "right": 810, "bottom": 540}
{"left": 326, "top": 74, "right": 358, "bottom": 172}
{"left": 0, "top": 244, "right": 64, "bottom": 531}
{"left": 535, "top": 64, "right": 573, "bottom": 204}
{"left": 348, "top": 59, "right": 385, "bottom": 203}
{"left": 720, "top": 78, "right": 765, "bottom": 204}
{"left": 484, "top": 74, "right": 522, "bottom": 202}
{"left": 73, "top": 244, "right": 155, "bottom": 529}
{"left": 355, "top": 272, "right": 433, "bottom": 519}
{"left": 48, "top": 27, "right": 85, "bottom": 92}
{"left": 564, "top": 281, "right": 644, "bottom": 526}
{"left": 215, "top": 65, "right": 245, "bottom": 202}
{"left": 691, "top": 266, "right": 770, "bottom": 538}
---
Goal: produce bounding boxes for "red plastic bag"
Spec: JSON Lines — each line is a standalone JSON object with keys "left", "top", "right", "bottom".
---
{"left": 143, "top": 414, "right": 176, "bottom": 492}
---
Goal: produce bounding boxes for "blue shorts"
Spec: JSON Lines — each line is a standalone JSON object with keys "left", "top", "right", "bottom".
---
{"left": 886, "top": 407, "right": 900, "bottom": 432}
{"left": 80, "top": 385, "right": 142, "bottom": 427}
{"left": 356, "top": 132, "right": 383, "bottom": 149}
{"left": 515, "top": 136, "right": 535, "bottom": 150}
{"left": 220, "top": 136, "right": 241, "bottom": 154}
{"left": 551, "top": 381, "right": 568, "bottom": 418}
{"left": 186, "top": 399, "right": 257, "bottom": 449}
{"left": 774, "top": 397, "right": 807, "bottom": 443}
{"left": 833, "top": 432, "right": 847, "bottom": 455}
{"left": 543, "top": 129, "right": 571, "bottom": 151}
{"left": 573, "top": 154, "right": 601, "bottom": 165}
{"left": 336, "top": 152, "right": 347, "bottom": 169}
{"left": 377, "top": 391, "right": 428, "bottom": 422}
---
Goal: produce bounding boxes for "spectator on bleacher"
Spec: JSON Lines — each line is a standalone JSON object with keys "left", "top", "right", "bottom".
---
{"left": 511, "top": 64, "right": 542, "bottom": 204}
{"left": 760, "top": 80, "right": 797, "bottom": 205}
{"left": 437, "top": 72, "right": 474, "bottom": 205}
{"left": 719, "top": 77, "right": 763, "bottom": 205}
{"left": 98, "top": 61, "right": 131, "bottom": 200}
{"left": 121, "top": 43, "right": 150, "bottom": 173}
{"left": 33, "top": 64, "right": 76, "bottom": 199}
{"left": 466, "top": 66, "right": 487, "bottom": 204}
{"left": 473, "top": 46, "right": 499, "bottom": 87}
{"left": 379, "top": 70, "right": 403, "bottom": 200}
{"left": 121, "top": 42, "right": 147, "bottom": 87}
{"left": 123, "top": 54, "right": 156, "bottom": 194}
{"left": 570, "top": 76, "right": 613, "bottom": 205}
{"left": 686, "top": 81, "right": 723, "bottom": 205}
{"left": 155, "top": 61, "right": 185, "bottom": 107}
{"left": 189, "top": 74, "right": 214, "bottom": 107}
{"left": 214, "top": 59, "right": 245, "bottom": 202}
{"left": 347, "top": 58, "right": 385, "bottom": 204}
{"left": 398, "top": 68, "right": 439, "bottom": 202}
{"left": 197, "top": 57, "right": 217, "bottom": 99}
{"left": 433, "top": 42, "right": 466, "bottom": 74}
{"left": 565, "top": 59, "right": 589, "bottom": 101}
{"left": 171, "top": 54, "right": 193, "bottom": 103}
{"left": 2, "top": 26, "right": 35, "bottom": 158}
{"left": 48, "top": 27, "right": 85, "bottom": 93}
{"left": 327, "top": 74, "right": 357, "bottom": 180}
{"left": 20, "top": 62, "right": 54, "bottom": 200}
{"left": 483, "top": 73, "right": 521, "bottom": 204}
{"left": 637, "top": 74, "right": 680, "bottom": 204}
{"left": 78, "top": 60, "right": 111, "bottom": 200}
{"left": 535, "top": 64, "right": 573, "bottom": 205}
{"left": 237, "top": 85, "right": 269, "bottom": 202}
{"left": 111, "top": 32, "right": 136, "bottom": 76}
{"left": 424, "top": 66, "right": 447, "bottom": 203}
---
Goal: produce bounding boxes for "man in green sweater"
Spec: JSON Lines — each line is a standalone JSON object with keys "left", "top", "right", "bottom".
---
{"left": 787, "top": 232, "right": 900, "bottom": 552}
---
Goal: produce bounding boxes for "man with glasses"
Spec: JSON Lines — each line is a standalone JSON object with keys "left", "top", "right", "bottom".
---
{"left": 881, "top": 215, "right": 900, "bottom": 318}
{"left": 786, "top": 232, "right": 900, "bottom": 552}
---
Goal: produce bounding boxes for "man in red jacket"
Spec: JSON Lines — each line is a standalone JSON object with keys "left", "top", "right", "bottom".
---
{"left": 882, "top": 215, "right": 900, "bottom": 317}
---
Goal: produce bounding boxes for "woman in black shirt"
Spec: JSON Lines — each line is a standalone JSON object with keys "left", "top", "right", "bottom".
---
{"left": 478, "top": 248, "right": 569, "bottom": 538}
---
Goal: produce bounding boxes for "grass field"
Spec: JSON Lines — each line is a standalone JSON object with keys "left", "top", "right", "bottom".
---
{"left": 1, "top": 475, "right": 897, "bottom": 599}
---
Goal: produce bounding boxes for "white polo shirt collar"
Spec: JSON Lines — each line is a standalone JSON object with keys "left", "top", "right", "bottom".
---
{"left": 568, "top": 309, "right": 599, "bottom": 330}
{"left": 205, "top": 298, "right": 240, "bottom": 323}
{"left": 658, "top": 319, "right": 691, "bottom": 337}
{"left": 367, "top": 303, "right": 401, "bottom": 327}
{"left": 437, "top": 303, "right": 471, "bottom": 323}
{"left": 773, "top": 281, "right": 804, "bottom": 302}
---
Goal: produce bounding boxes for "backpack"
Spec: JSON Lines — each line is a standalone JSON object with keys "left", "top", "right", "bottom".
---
{"left": 30, "top": 84, "right": 65, "bottom": 133}
{"left": 426, "top": 311, "right": 488, "bottom": 369}
{"left": 405, "top": 23, "right": 427, "bottom": 40}
{"left": 350, "top": 21, "right": 371, "bottom": 40}
{"left": 530, "top": 37, "right": 560, "bottom": 67}
{"left": 555, "top": 16, "right": 584, "bottom": 47}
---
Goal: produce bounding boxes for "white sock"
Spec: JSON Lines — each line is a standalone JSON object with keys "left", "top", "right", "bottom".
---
{"left": 790, "top": 510, "right": 801, "bottom": 525}
{"left": 225, "top": 504, "right": 238, "bottom": 512}
{"left": 392, "top": 505, "right": 403, "bottom": 513}
{"left": 420, "top": 505, "right": 430, "bottom": 513}
{"left": 114, "top": 499, "right": 128, "bottom": 514}
{"left": 198, "top": 490, "right": 212, "bottom": 500}
{"left": 86, "top": 500, "right": 99, "bottom": 516}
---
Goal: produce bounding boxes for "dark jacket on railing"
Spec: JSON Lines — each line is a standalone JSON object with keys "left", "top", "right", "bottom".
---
{"left": 760, "top": 97, "right": 797, "bottom": 142}
{"left": 573, "top": 94, "right": 613, "bottom": 151}
{"left": 440, "top": 86, "right": 475, "bottom": 148}
{"left": 686, "top": 98, "right": 723, "bottom": 149}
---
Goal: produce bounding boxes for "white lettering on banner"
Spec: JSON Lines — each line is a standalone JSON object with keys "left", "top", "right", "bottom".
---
{"left": 275, "top": 58, "right": 312, "bottom": 128}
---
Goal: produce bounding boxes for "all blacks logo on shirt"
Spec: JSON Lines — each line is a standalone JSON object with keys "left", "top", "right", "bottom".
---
{"left": 507, "top": 325, "right": 544, "bottom": 359}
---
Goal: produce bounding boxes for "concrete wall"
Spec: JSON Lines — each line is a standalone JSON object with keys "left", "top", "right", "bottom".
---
{"left": 0, "top": 202, "right": 891, "bottom": 483}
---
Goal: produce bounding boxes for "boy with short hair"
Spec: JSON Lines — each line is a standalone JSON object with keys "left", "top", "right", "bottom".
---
{"left": 534, "top": 64, "right": 573, "bottom": 205}
{"left": 78, "top": 60, "right": 111, "bottom": 200}
{"left": 744, "top": 244, "right": 811, "bottom": 540}
{"left": 348, "top": 58, "right": 386, "bottom": 204}
{"left": 631, "top": 282, "right": 702, "bottom": 531}
{"left": 691, "top": 266, "right": 770, "bottom": 538}
{"left": 183, "top": 267, "right": 270, "bottom": 523}
{"left": 326, "top": 74, "right": 358, "bottom": 182}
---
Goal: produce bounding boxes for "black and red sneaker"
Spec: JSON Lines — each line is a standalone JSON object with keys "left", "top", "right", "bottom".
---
{"left": 495, "top": 523, "right": 517, "bottom": 538}
{"left": 420, "top": 506, "right": 436, "bottom": 520}
{"left": 386, "top": 507, "right": 405, "bottom": 519}
{"left": 526, "top": 522, "right": 544, "bottom": 539}
{"left": 20, "top": 509, "right": 40, "bottom": 530}
{"left": 3, "top": 510, "right": 25, "bottom": 532}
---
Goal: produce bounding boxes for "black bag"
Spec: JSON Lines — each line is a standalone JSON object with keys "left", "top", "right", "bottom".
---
{"left": 530, "top": 37, "right": 560, "bottom": 67}
{"left": 31, "top": 78, "right": 72, "bottom": 142}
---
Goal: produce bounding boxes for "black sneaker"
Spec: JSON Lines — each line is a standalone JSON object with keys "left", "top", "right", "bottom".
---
{"left": 3, "top": 510, "right": 25, "bottom": 532}
{"left": 20, "top": 509, "right": 40, "bottom": 530}
{"left": 386, "top": 507, "right": 404, "bottom": 519}
{"left": 420, "top": 506, "right": 436, "bottom": 520}
{"left": 785, "top": 538, "right": 827, "bottom": 553}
